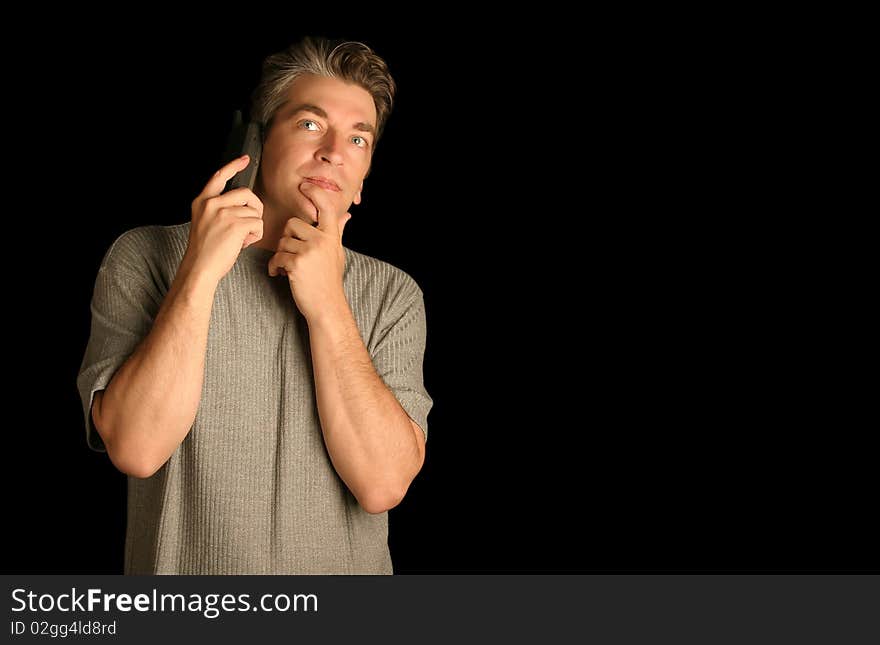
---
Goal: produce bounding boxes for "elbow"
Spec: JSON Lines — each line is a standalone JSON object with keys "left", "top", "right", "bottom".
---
{"left": 106, "top": 440, "right": 162, "bottom": 479}
{"left": 119, "top": 456, "right": 162, "bottom": 480}
{"left": 358, "top": 486, "right": 408, "bottom": 515}
{"left": 93, "top": 394, "right": 164, "bottom": 479}
{"left": 356, "top": 459, "right": 423, "bottom": 514}
{"left": 100, "top": 425, "right": 164, "bottom": 479}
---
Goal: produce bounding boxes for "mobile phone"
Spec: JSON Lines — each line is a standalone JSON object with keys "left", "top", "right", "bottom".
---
{"left": 220, "top": 109, "right": 262, "bottom": 193}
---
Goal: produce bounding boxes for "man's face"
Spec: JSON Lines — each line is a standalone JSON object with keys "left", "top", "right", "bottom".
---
{"left": 256, "top": 74, "right": 377, "bottom": 225}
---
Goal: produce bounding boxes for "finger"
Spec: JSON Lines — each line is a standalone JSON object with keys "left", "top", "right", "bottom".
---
{"left": 199, "top": 155, "right": 251, "bottom": 200}
{"left": 300, "top": 181, "right": 333, "bottom": 231}
{"left": 237, "top": 216, "right": 264, "bottom": 248}
{"left": 268, "top": 252, "right": 296, "bottom": 277}
{"left": 210, "top": 187, "right": 264, "bottom": 216}
{"left": 276, "top": 237, "right": 307, "bottom": 255}
{"left": 216, "top": 206, "right": 261, "bottom": 221}
{"left": 283, "top": 215, "right": 317, "bottom": 241}
{"left": 315, "top": 205, "right": 340, "bottom": 235}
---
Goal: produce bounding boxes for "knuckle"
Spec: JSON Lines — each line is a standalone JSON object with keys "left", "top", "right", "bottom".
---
{"left": 223, "top": 211, "right": 239, "bottom": 228}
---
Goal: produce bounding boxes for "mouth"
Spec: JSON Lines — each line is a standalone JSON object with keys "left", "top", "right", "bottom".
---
{"left": 304, "top": 176, "right": 341, "bottom": 192}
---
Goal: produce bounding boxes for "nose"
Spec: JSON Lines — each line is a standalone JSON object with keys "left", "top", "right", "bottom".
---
{"left": 315, "top": 129, "right": 345, "bottom": 165}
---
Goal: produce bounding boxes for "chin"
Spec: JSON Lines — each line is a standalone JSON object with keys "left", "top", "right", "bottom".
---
{"left": 291, "top": 209, "right": 318, "bottom": 226}
{"left": 286, "top": 198, "right": 317, "bottom": 224}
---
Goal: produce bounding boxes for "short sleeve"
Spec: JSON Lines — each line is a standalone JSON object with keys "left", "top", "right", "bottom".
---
{"left": 76, "top": 231, "right": 165, "bottom": 453}
{"left": 370, "top": 280, "right": 433, "bottom": 441}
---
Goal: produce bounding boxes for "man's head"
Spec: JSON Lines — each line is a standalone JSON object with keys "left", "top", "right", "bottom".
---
{"left": 250, "top": 37, "right": 396, "bottom": 225}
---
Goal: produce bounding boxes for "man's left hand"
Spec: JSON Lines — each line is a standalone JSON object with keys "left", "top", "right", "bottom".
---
{"left": 268, "top": 181, "right": 352, "bottom": 322}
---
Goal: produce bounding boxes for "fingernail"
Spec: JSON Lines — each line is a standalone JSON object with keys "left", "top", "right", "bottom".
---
{"left": 240, "top": 154, "right": 249, "bottom": 160}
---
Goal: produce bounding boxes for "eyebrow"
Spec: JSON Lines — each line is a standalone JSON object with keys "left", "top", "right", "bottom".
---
{"left": 288, "top": 103, "right": 376, "bottom": 138}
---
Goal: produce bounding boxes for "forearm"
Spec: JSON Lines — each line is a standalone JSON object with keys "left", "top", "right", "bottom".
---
{"left": 307, "top": 302, "right": 423, "bottom": 513}
{"left": 97, "top": 259, "right": 217, "bottom": 477}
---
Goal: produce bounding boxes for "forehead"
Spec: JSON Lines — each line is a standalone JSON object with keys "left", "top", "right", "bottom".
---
{"left": 280, "top": 74, "right": 377, "bottom": 124}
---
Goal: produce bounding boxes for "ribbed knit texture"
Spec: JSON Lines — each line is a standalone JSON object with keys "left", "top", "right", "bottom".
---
{"left": 76, "top": 223, "right": 432, "bottom": 574}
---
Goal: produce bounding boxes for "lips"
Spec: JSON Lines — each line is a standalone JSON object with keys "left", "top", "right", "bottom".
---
{"left": 304, "top": 176, "right": 341, "bottom": 192}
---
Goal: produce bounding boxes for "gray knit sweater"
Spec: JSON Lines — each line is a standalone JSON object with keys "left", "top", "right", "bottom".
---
{"left": 76, "top": 223, "right": 432, "bottom": 574}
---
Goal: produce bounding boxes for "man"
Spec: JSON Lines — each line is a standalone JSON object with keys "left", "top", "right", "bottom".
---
{"left": 76, "top": 37, "right": 432, "bottom": 574}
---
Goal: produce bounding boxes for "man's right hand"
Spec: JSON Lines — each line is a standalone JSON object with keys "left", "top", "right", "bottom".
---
{"left": 183, "top": 154, "right": 264, "bottom": 285}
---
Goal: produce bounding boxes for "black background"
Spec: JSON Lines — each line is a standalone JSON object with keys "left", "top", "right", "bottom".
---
{"left": 3, "top": 12, "right": 872, "bottom": 574}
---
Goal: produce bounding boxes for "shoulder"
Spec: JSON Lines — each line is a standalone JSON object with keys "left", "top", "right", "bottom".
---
{"left": 99, "top": 222, "right": 189, "bottom": 275}
{"left": 343, "top": 246, "right": 424, "bottom": 304}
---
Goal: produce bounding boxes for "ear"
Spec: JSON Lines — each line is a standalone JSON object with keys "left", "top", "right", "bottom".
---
{"left": 353, "top": 181, "right": 364, "bottom": 205}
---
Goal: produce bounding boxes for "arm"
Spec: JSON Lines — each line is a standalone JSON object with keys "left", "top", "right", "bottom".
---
{"left": 91, "top": 155, "right": 262, "bottom": 478}
{"left": 266, "top": 183, "right": 428, "bottom": 514}
{"left": 307, "top": 301, "right": 426, "bottom": 514}
{"left": 93, "top": 259, "right": 217, "bottom": 478}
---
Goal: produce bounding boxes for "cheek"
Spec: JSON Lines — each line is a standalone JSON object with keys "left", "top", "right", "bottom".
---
{"left": 263, "top": 139, "right": 298, "bottom": 173}
{"left": 265, "top": 153, "right": 301, "bottom": 195}
{"left": 258, "top": 147, "right": 281, "bottom": 184}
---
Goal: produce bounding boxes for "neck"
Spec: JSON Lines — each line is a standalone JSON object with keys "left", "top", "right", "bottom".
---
{"left": 249, "top": 193, "right": 311, "bottom": 252}
{"left": 250, "top": 215, "right": 286, "bottom": 252}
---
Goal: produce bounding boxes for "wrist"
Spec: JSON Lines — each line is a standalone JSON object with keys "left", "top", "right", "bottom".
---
{"left": 306, "top": 295, "right": 352, "bottom": 329}
{"left": 174, "top": 255, "right": 219, "bottom": 303}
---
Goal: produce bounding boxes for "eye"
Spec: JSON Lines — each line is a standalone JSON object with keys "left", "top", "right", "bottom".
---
{"left": 352, "top": 135, "right": 368, "bottom": 148}
{"left": 300, "top": 119, "right": 320, "bottom": 131}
